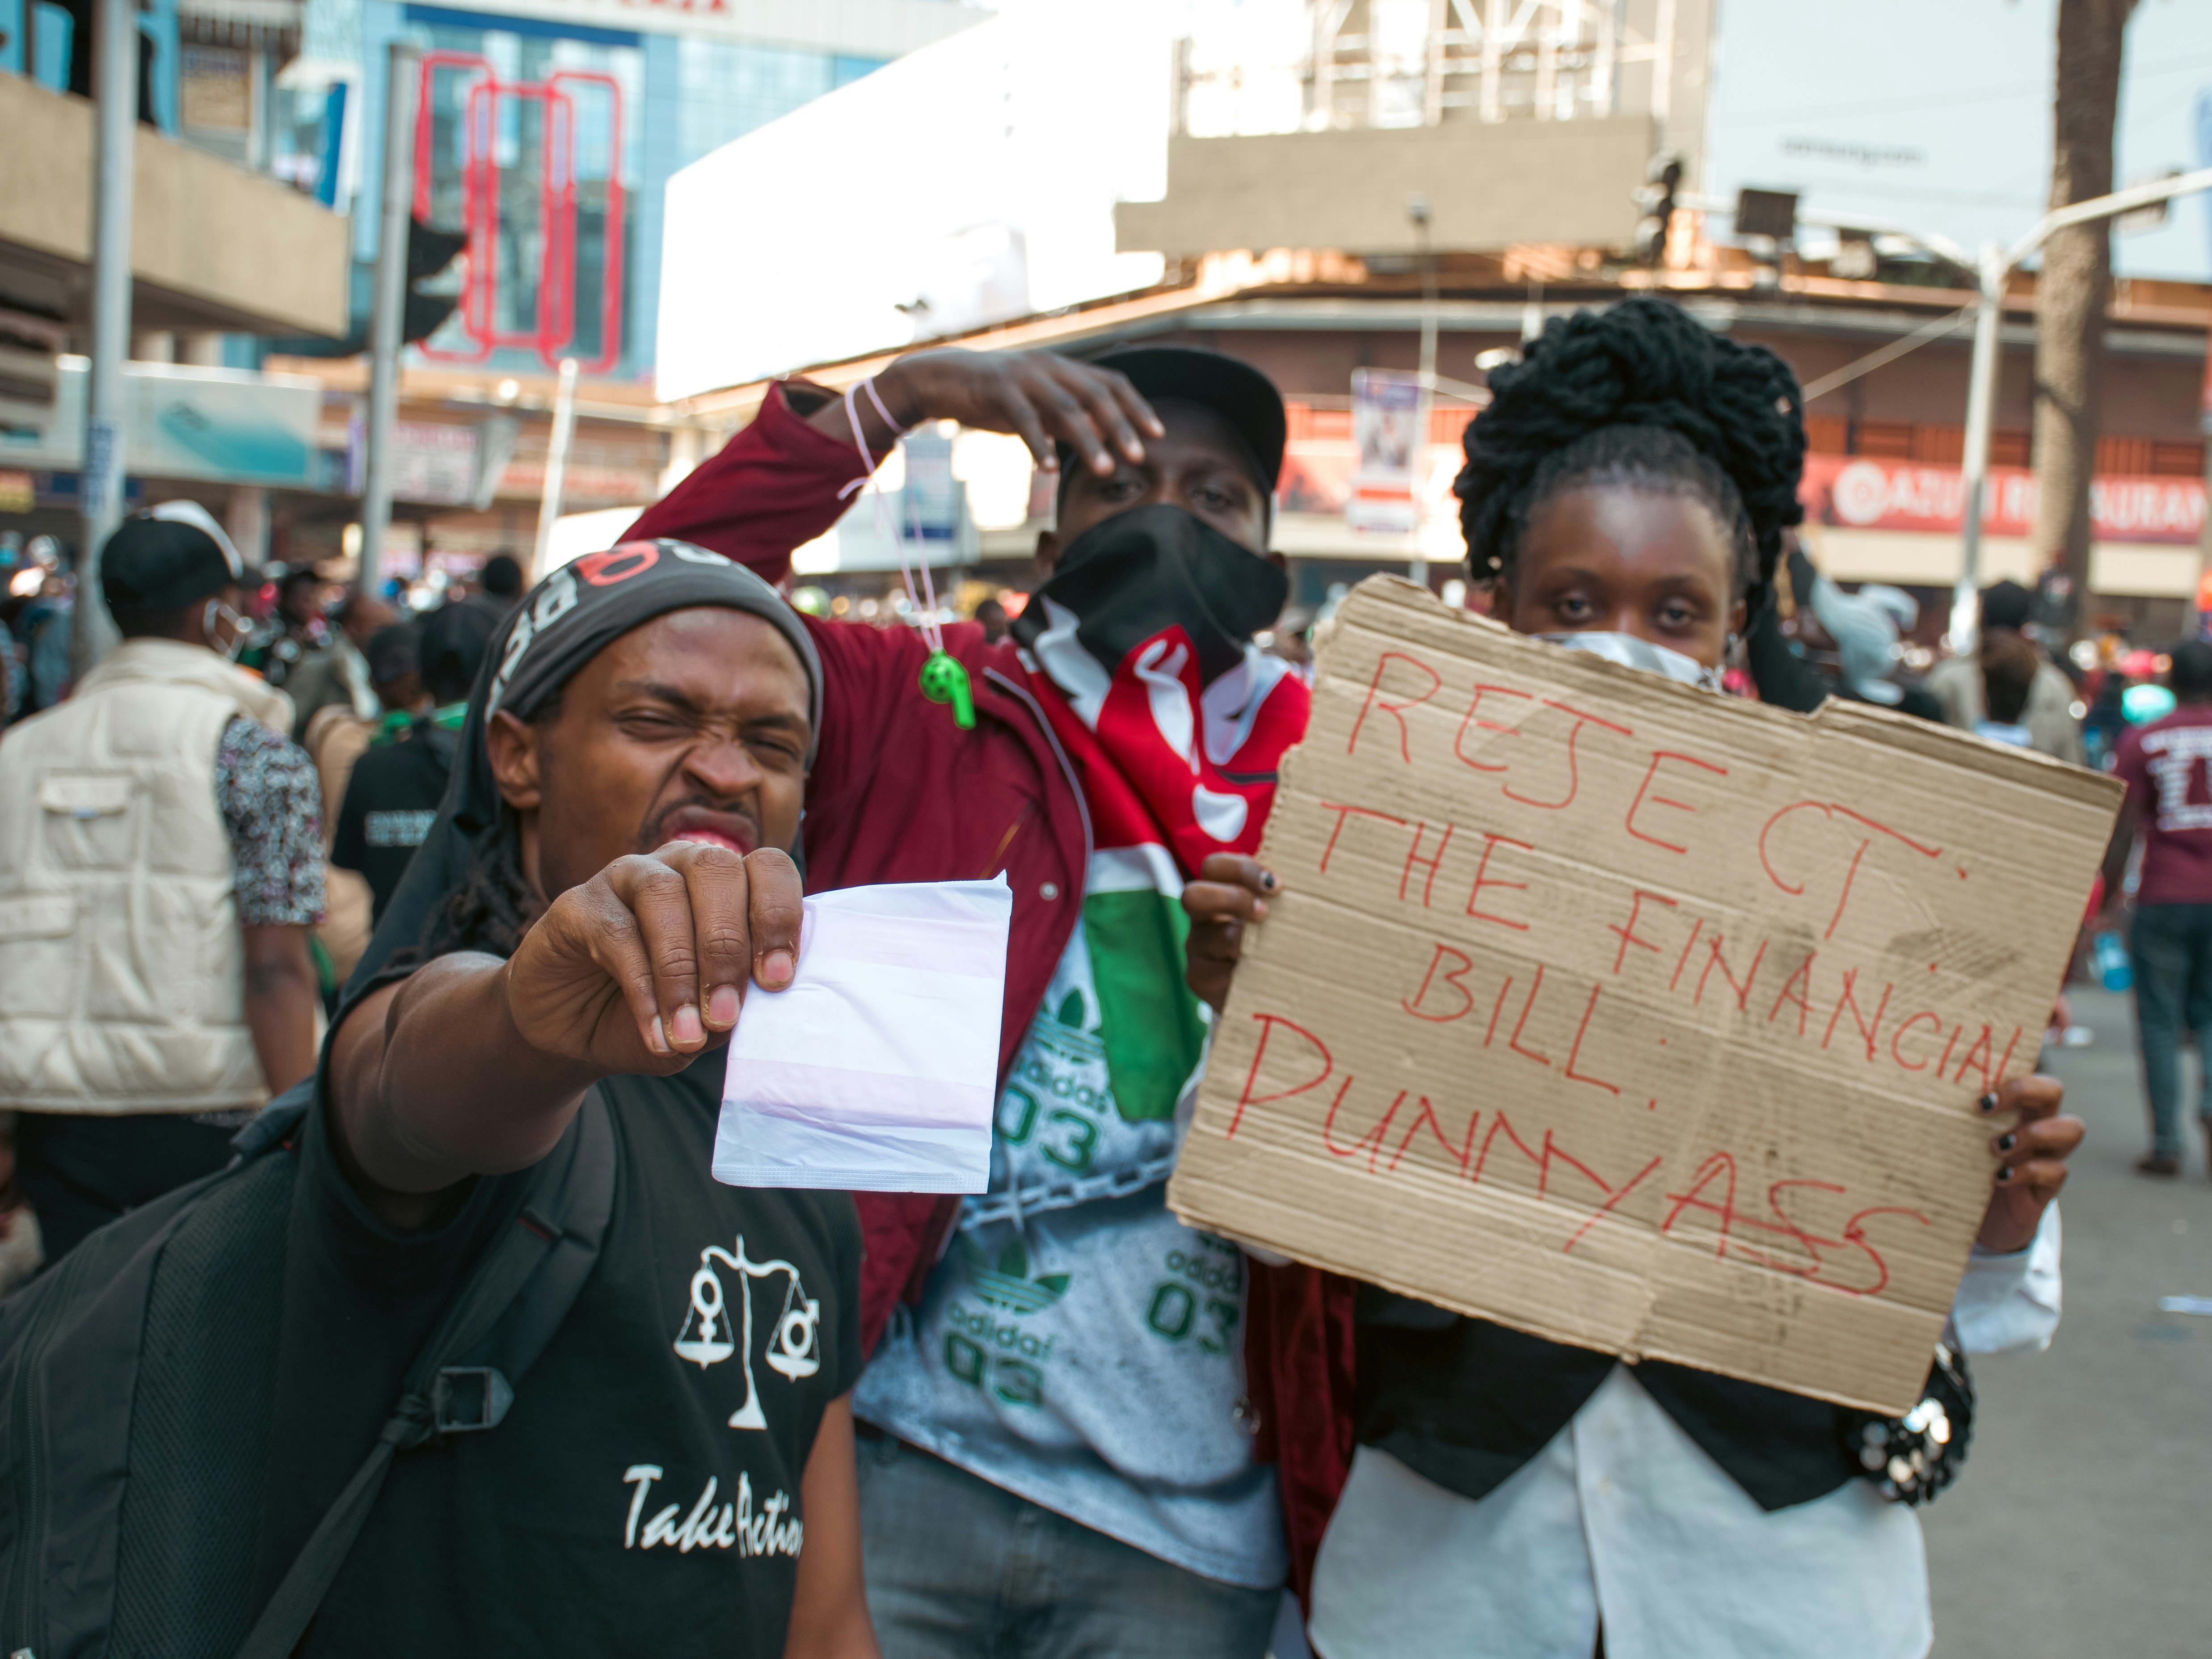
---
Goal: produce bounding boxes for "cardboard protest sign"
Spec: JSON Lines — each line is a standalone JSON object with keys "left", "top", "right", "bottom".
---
{"left": 1168, "top": 577, "right": 2123, "bottom": 1413}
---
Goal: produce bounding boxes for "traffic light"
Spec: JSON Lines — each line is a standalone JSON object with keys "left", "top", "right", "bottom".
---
{"left": 404, "top": 220, "right": 469, "bottom": 346}
{"left": 1634, "top": 157, "right": 1682, "bottom": 268}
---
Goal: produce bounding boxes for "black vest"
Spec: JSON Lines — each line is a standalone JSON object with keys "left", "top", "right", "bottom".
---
{"left": 1353, "top": 1287, "right": 1944, "bottom": 1512}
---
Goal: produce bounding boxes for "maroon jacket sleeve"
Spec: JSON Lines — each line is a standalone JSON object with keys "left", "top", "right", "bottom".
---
{"left": 622, "top": 382, "right": 861, "bottom": 583}
{"left": 623, "top": 383, "right": 922, "bottom": 820}
{"left": 1246, "top": 1261, "right": 1360, "bottom": 1613}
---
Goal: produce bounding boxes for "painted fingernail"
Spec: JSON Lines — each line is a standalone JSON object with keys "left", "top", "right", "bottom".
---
{"left": 708, "top": 985, "right": 741, "bottom": 1027}
{"left": 670, "top": 1004, "right": 704, "bottom": 1048}
{"left": 761, "top": 949, "right": 795, "bottom": 988}
{"left": 1977, "top": 1093, "right": 1999, "bottom": 1113}
{"left": 1260, "top": 872, "right": 1279, "bottom": 892}
{"left": 1995, "top": 1132, "right": 2017, "bottom": 1152}
{"left": 649, "top": 1015, "right": 671, "bottom": 1056}
{"left": 1995, "top": 1165, "right": 2014, "bottom": 1183}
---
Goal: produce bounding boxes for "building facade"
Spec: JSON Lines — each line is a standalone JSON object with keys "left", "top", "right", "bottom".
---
{"left": 2, "top": 0, "right": 983, "bottom": 587}
{"left": 652, "top": 0, "right": 2212, "bottom": 644}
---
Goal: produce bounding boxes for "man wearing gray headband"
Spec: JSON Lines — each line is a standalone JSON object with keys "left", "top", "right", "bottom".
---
{"left": 241, "top": 542, "right": 875, "bottom": 1655}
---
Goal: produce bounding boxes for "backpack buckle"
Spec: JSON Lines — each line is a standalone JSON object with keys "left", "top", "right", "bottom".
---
{"left": 431, "top": 1366, "right": 514, "bottom": 1435}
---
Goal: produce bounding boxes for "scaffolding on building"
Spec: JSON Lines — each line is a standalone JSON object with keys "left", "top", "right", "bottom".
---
{"left": 1175, "top": 0, "right": 1676, "bottom": 136}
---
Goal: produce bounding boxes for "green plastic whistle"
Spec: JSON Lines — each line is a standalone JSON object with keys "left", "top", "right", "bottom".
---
{"left": 919, "top": 648, "right": 976, "bottom": 729}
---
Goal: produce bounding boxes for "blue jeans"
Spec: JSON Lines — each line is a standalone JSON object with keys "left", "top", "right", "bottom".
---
{"left": 855, "top": 1432, "right": 1281, "bottom": 1659}
{"left": 2129, "top": 903, "right": 2212, "bottom": 1157}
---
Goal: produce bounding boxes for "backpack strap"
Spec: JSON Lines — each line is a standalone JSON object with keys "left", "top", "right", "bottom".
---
{"left": 231, "top": 1091, "right": 618, "bottom": 1659}
{"left": 231, "top": 1078, "right": 317, "bottom": 1162}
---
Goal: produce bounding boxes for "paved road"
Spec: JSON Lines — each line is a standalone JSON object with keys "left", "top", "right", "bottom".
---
{"left": 1926, "top": 985, "right": 2212, "bottom": 1658}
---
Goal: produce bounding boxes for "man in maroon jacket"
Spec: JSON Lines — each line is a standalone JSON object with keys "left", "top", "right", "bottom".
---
{"left": 628, "top": 345, "right": 1307, "bottom": 1655}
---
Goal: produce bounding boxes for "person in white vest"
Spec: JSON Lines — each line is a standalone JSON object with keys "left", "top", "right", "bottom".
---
{"left": 0, "top": 503, "right": 324, "bottom": 1263}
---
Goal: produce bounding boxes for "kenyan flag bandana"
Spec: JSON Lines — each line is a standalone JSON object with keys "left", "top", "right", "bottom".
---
{"left": 1011, "top": 505, "right": 1310, "bottom": 1124}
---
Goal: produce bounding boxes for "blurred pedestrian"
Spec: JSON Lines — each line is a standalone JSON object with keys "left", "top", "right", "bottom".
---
{"left": 287, "top": 591, "right": 399, "bottom": 741}
{"left": 2098, "top": 638, "right": 2212, "bottom": 1178}
{"left": 972, "top": 594, "right": 1009, "bottom": 643}
{"left": 0, "top": 504, "right": 324, "bottom": 1263}
{"left": 303, "top": 622, "right": 428, "bottom": 994}
{"left": 478, "top": 549, "right": 525, "bottom": 614}
{"left": 247, "top": 565, "right": 330, "bottom": 689}
{"left": 6, "top": 539, "right": 76, "bottom": 716}
{"left": 1925, "top": 580, "right": 2084, "bottom": 763}
{"left": 1974, "top": 630, "right": 2044, "bottom": 748}
{"left": 332, "top": 600, "right": 497, "bottom": 920}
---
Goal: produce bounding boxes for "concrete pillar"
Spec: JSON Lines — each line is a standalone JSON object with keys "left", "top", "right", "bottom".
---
{"left": 227, "top": 485, "right": 270, "bottom": 567}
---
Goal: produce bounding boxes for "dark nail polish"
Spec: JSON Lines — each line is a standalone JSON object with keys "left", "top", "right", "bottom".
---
{"left": 1996, "top": 1132, "right": 2016, "bottom": 1152}
{"left": 1261, "top": 872, "right": 1279, "bottom": 892}
{"left": 1977, "top": 1093, "right": 1998, "bottom": 1113}
{"left": 1995, "top": 1165, "right": 2014, "bottom": 1183}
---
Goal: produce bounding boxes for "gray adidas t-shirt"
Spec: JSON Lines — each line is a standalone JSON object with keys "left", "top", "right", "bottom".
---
{"left": 853, "top": 915, "right": 1285, "bottom": 1589}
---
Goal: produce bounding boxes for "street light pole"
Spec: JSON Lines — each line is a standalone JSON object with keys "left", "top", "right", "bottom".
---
{"left": 531, "top": 357, "right": 580, "bottom": 577}
{"left": 73, "top": 0, "right": 137, "bottom": 676}
{"left": 1947, "top": 162, "right": 2212, "bottom": 649}
{"left": 359, "top": 39, "right": 421, "bottom": 600}
{"left": 1408, "top": 193, "right": 1436, "bottom": 588}
{"left": 1949, "top": 242, "right": 2008, "bottom": 650}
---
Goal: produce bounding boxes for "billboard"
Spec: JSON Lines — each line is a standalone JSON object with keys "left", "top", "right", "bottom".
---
{"left": 656, "top": 0, "right": 1172, "bottom": 399}
{"left": 1705, "top": 0, "right": 2212, "bottom": 282}
{"left": 0, "top": 361, "right": 323, "bottom": 488}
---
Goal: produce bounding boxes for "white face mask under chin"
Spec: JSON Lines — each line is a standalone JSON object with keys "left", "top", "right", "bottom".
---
{"left": 1534, "top": 630, "right": 1725, "bottom": 693}
{"left": 204, "top": 599, "right": 249, "bottom": 662}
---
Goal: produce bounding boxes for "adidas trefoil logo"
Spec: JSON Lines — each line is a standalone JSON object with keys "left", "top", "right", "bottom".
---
{"left": 960, "top": 1236, "right": 1071, "bottom": 1315}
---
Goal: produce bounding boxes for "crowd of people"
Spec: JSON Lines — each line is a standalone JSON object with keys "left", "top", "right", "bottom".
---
{"left": 0, "top": 293, "right": 2196, "bottom": 1659}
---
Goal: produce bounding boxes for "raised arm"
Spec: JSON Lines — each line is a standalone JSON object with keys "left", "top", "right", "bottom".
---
{"left": 327, "top": 843, "right": 802, "bottom": 1227}
{"left": 626, "top": 349, "right": 1163, "bottom": 585}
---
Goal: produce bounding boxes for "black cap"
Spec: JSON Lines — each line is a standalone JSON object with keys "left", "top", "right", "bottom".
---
{"left": 100, "top": 504, "right": 243, "bottom": 614}
{"left": 2172, "top": 639, "right": 2212, "bottom": 698}
{"left": 364, "top": 622, "right": 422, "bottom": 687}
{"left": 1072, "top": 345, "right": 1286, "bottom": 493}
{"left": 481, "top": 551, "right": 525, "bottom": 599}
{"left": 1980, "top": 579, "right": 2034, "bottom": 632}
{"left": 418, "top": 597, "right": 501, "bottom": 705}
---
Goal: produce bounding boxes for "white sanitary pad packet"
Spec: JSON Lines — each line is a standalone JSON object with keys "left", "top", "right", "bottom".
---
{"left": 712, "top": 875, "right": 1011, "bottom": 1192}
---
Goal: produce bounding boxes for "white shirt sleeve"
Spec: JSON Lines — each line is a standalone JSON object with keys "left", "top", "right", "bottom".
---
{"left": 1948, "top": 1202, "right": 2061, "bottom": 1355}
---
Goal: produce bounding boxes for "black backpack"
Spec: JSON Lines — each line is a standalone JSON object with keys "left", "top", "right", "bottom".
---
{"left": 0, "top": 1079, "right": 616, "bottom": 1659}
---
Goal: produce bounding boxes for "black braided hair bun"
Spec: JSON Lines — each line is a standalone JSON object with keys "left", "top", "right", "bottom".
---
{"left": 1455, "top": 296, "right": 1807, "bottom": 606}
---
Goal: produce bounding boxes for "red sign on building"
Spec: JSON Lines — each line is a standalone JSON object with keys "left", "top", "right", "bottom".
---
{"left": 1800, "top": 454, "right": 2205, "bottom": 546}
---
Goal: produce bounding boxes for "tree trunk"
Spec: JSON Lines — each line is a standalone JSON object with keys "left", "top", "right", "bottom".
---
{"left": 2031, "top": 0, "right": 2137, "bottom": 637}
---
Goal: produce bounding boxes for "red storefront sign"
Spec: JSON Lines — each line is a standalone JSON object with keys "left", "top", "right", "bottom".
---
{"left": 1800, "top": 454, "right": 2206, "bottom": 545}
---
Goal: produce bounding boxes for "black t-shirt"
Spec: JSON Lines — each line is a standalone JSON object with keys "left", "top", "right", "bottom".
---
{"left": 255, "top": 1048, "right": 863, "bottom": 1656}
{"left": 331, "top": 724, "right": 457, "bottom": 920}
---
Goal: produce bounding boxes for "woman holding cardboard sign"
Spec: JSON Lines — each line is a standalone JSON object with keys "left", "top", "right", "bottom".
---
{"left": 1184, "top": 299, "right": 2083, "bottom": 1659}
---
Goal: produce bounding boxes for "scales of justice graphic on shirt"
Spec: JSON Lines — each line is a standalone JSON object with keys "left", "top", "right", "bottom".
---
{"left": 672, "top": 1237, "right": 821, "bottom": 1430}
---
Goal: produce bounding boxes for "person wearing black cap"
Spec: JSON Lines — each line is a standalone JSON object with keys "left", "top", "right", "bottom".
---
{"left": 0, "top": 502, "right": 325, "bottom": 1262}
{"left": 479, "top": 549, "right": 527, "bottom": 614}
{"left": 265, "top": 543, "right": 875, "bottom": 1655}
{"left": 285, "top": 589, "right": 401, "bottom": 742}
{"left": 245, "top": 564, "right": 333, "bottom": 689}
{"left": 300, "top": 620, "right": 426, "bottom": 998}
{"left": 629, "top": 345, "right": 1303, "bottom": 1654}
{"left": 1922, "top": 580, "right": 2084, "bottom": 763}
{"left": 333, "top": 600, "right": 501, "bottom": 920}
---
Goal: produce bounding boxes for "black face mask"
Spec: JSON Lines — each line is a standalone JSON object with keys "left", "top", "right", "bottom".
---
{"left": 1015, "top": 503, "right": 1288, "bottom": 687}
